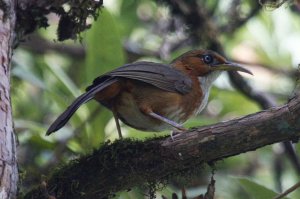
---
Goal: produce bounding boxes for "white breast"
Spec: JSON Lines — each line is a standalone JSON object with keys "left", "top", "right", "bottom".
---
{"left": 195, "top": 71, "right": 221, "bottom": 115}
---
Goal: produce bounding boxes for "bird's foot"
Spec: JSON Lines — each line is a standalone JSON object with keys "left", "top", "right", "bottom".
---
{"left": 170, "top": 127, "right": 188, "bottom": 141}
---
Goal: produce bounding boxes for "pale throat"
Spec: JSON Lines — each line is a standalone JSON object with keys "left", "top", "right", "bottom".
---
{"left": 196, "top": 71, "right": 222, "bottom": 114}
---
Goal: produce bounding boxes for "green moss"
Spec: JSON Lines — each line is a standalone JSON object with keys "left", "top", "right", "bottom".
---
{"left": 16, "top": 0, "right": 104, "bottom": 41}
{"left": 25, "top": 137, "right": 209, "bottom": 199}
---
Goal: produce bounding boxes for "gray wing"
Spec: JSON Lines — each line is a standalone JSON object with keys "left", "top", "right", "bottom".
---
{"left": 87, "top": 61, "right": 192, "bottom": 94}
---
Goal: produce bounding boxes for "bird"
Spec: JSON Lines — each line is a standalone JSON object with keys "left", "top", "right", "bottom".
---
{"left": 46, "top": 49, "right": 252, "bottom": 138}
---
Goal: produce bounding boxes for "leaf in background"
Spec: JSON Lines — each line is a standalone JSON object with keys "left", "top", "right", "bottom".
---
{"left": 12, "top": 50, "right": 46, "bottom": 89}
{"left": 12, "top": 66, "right": 46, "bottom": 89}
{"left": 45, "top": 55, "right": 81, "bottom": 97}
{"left": 237, "top": 177, "right": 290, "bottom": 199}
{"left": 210, "top": 87, "right": 260, "bottom": 116}
{"left": 85, "top": 8, "right": 125, "bottom": 81}
{"left": 119, "top": 0, "right": 141, "bottom": 36}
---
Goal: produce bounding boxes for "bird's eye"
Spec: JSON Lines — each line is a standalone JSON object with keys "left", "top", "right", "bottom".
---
{"left": 202, "top": 54, "right": 214, "bottom": 64}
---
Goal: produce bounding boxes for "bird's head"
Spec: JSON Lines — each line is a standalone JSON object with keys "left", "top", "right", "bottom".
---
{"left": 171, "top": 49, "right": 252, "bottom": 77}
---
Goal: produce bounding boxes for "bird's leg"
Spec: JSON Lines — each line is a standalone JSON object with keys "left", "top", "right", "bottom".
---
{"left": 147, "top": 112, "right": 187, "bottom": 140}
{"left": 146, "top": 112, "right": 187, "bottom": 131}
{"left": 170, "top": 129, "right": 185, "bottom": 140}
{"left": 112, "top": 107, "right": 123, "bottom": 139}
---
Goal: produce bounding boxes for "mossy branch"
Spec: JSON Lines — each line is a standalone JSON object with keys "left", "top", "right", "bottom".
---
{"left": 16, "top": 0, "right": 103, "bottom": 42}
{"left": 23, "top": 92, "right": 300, "bottom": 199}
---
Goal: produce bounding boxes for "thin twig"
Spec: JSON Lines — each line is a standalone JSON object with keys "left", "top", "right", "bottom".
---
{"left": 273, "top": 181, "right": 300, "bottom": 199}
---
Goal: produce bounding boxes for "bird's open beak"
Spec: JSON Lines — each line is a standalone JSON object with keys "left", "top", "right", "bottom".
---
{"left": 211, "top": 62, "right": 253, "bottom": 75}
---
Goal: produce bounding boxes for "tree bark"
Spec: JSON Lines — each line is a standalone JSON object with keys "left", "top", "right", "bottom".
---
{"left": 24, "top": 92, "right": 300, "bottom": 199}
{"left": 0, "top": 0, "right": 18, "bottom": 198}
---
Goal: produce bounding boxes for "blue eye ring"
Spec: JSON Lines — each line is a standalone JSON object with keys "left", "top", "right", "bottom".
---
{"left": 202, "top": 54, "right": 214, "bottom": 64}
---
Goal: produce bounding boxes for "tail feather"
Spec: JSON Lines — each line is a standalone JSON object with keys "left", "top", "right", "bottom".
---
{"left": 46, "top": 78, "right": 118, "bottom": 135}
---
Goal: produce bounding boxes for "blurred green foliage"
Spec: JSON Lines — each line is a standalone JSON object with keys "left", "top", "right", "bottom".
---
{"left": 13, "top": 0, "right": 300, "bottom": 198}
{"left": 237, "top": 177, "right": 289, "bottom": 199}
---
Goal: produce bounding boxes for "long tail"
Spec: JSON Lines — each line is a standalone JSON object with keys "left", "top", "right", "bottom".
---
{"left": 46, "top": 78, "right": 117, "bottom": 135}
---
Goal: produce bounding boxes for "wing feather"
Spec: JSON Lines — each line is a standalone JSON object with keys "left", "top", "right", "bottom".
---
{"left": 46, "top": 78, "right": 118, "bottom": 135}
{"left": 87, "top": 61, "right": 192, "bottom": 94}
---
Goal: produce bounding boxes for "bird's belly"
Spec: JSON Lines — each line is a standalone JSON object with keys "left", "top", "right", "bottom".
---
{"left": 115, "top": 93, "right": 184, "bottom": 132}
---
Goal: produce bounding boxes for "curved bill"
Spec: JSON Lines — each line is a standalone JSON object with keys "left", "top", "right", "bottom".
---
{"left": 211, "top": 62, "right": 253, "bottom": 75}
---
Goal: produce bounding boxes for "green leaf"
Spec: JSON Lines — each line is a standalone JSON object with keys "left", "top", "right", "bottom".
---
{"left": 12, "top": 52, "right": 46, "bottom": 89}
{"left": 45, "top": 55, "right": 81, "bottom": 97}
{"left": 237, "top": 177, "right": 290, "bottom": 199}
{"left": 118, "top": 0, "right": 141, "bottom": 36}
{"left": 85, "top": 8, "right": 125, "bottom": 81}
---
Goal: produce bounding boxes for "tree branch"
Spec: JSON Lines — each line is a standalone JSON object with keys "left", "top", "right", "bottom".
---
{"left": 21, "top": 34, "right": 86, "bottom": 59}
{"left": 24, "top": 92, "right": 300, "bottom": 199}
